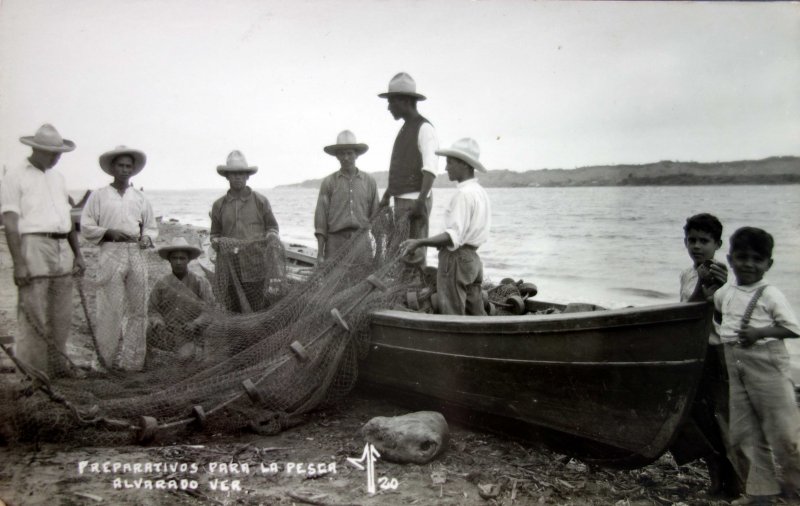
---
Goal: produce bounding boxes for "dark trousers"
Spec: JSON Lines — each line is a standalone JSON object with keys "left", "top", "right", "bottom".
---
{"left": 436, "top": 246, "right": 486, "bottom": 316}
{"left": 394, "top": 196, "right": 432, "bottom": 266}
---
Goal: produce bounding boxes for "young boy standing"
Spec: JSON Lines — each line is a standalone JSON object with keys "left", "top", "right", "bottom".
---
{"left": 715, "top": 227, "right": 800, "bottom": 504}
{"left": 676, "top": 214, "right": 742, "bottom": 497}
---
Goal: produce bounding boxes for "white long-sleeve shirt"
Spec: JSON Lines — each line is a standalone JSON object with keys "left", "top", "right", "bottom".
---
{"left": 80, "top": 185, "right": 158, "bottom": 244}
{"left": 443, "top": 178, "right": 491, "bottom": 251}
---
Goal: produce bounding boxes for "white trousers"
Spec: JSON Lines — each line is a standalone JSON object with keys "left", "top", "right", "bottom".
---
{"left": 95, "top": 243, "right": 148, "bottom": 371}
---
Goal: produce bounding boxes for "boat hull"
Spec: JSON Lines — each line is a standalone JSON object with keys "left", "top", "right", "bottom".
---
{"left": 359, "top": 302, "right": 712, "bottom": 468}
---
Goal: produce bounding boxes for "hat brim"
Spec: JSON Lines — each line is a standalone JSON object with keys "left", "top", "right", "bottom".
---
{"left": 378, "top": 91, "right": 427, "bottom": 101}
{"left": 323, "top": 143, "right": 369, "bottom": 156}
{"left": 158, "top": 246, "right": 202, "bottom": 260}
{"left": 217, "top": 166, "right": 258, "bottom": 176}
{"left": 99, "top": 149, "right": 146, "bottom": 176}
{"left": 20, "top": 137, "right": 76, "bottom": 153}
{"left": 436, "top": 148, "right": 487, "bottom": 173}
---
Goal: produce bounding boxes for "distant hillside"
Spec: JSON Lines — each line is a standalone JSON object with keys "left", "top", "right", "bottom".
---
{"left": 278, "top": 156, "right": 800, "bottom": 189}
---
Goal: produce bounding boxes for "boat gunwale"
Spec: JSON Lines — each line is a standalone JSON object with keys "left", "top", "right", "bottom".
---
{"left": 370, "top": 301, "right": 711, "bottom": 334}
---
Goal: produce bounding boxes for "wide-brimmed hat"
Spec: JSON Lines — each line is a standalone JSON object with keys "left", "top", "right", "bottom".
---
{"left": 217, "top": 150, "right": 257, "bottom": 176}
{"left": 323, "top": 130, "right": 369, "bottom": 156}
{"left": 157, "top": 237, "right": 202, "bottom": 260}
{"left": 99, "top": 145, "right": 147, "bottom": 176}
{"left": 436, "top": 138, "right": 487, "bottom": 173}
{"left": 19, "top": 124, "right": 76, "bottom": 153}
{"left": 378, "top": 72, "right": 426, "bottom": 101}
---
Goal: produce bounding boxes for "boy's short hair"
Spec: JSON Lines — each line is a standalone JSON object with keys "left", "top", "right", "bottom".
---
{"left": 729, "top": 227, "right": 774, "bottom": 258}
{"left": 683, "top": 213, "right": 723, "bottom": 242}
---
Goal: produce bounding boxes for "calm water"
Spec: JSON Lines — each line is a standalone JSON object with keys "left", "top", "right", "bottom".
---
{"left": 141, "top": 185, "right": 800, "bottom": 311}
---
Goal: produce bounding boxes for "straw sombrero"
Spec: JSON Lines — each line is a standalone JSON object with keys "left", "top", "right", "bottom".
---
{"left": 323, "top": 130, "right": 368, "bottom": 156}
{"left": 99, "top": 146, "right": 147, "bottom": 176}
{"left": 217, "top": 150, "right": 257, "bottom": 176}
{"left": 157, "top": 237, "right": 202, "bottom": 260}
{"left": 19, "top": 124, "right": 76, "bottom": 153}
{"left": 378, "top": 72, "right": 426, "bottom": 101}
{"left": 435, "top": 138, "right": 487, "bottom": 173}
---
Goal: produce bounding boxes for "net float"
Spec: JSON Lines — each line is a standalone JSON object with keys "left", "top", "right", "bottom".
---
{"left": 367, "top": 274, "right": 387, "bottom": 292}
{"left": 137, "top": 415, "right": 158, "bottom": 444}
{"left": 290, "top": 341, "right": 309, "bottom": 362}
{"left": 191, "top": 405, "right": 207, "bottom": 428}
{"left": 406, "top": 291, "right": 420, "bottom": 310}
{"left": 518, "top": 282, "right": 538, "bottom": 297}
{"left": 330, "top": 308, "right": 350, "bottom": 332}
{"left": 242, "top": 379, "right": 263, "bottom": 404}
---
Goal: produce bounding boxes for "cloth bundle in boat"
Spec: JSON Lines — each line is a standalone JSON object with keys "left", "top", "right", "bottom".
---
{"left": 0, "top": 208, "right": 441, "bottom": 445}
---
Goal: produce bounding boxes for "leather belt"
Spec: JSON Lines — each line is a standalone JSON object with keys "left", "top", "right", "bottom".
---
{"left": 24, "top": 232, "right": 69, "bottom": 240}
{"left": 329, "top": 227, "right": 360, "bottom": 236}
{"left": 103, "top": 238, "right": 138, "bottom": 243}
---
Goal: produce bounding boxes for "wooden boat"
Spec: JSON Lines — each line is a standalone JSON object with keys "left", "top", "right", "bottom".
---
{"left": 359, "top": 300, "right": 712, "bottom": 468}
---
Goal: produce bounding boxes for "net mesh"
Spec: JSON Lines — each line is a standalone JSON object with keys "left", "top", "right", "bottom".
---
{"left": 0, "top": 209, "right": 436, "bottom": 444}
{"left": 0, "top": 208, "right": 558, "bottom": 445}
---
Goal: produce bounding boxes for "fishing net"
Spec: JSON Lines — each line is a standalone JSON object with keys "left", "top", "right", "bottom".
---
{"left": 0, "top": 208, "right": 445, "bottom": 445}
{"left": 0, "top": 205, "right": 558, "bottom": 446}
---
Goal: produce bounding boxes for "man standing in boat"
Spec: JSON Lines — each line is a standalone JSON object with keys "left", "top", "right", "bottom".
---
{"left": 314, "top": 130, "right": 380, "bottom": 266}
{"left": 1, "top": 124, "right": 85, "bottom": 378}
{"left": 210, "top": 150, "right": 282, "bottom": 313}
{"left": 378, "top": 72, "right": 439, "bottom": 266}
{"left": 400, "top": 138, "right": 490, "bottom": 315}
{"left": 81, "top": 145, "right": 158, "bottom": 372}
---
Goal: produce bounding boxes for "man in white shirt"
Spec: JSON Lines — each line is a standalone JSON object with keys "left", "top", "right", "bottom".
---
{"left": 0, "top": 124, "right": 85, "bottom": 378}
{"left": 378, "top": 72, "right": 439, "bottom": 266}
{"left": 81, "top": 146, "right": 158, "bottom": 371}
{"left": 400, "top": 138, "right": 491, "bottom": 315}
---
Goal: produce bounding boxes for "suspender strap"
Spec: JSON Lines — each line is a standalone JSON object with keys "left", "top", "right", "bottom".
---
{"left": 740, "top": 285, "right": 767, "bottom": 327}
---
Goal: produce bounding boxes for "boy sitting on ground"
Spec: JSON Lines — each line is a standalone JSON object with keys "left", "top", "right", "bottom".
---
{"left": 147, "top": 237, "right": 216, "bottom": 364}
{"left": 714, "top": 227, "right": 800, "bottom": 505}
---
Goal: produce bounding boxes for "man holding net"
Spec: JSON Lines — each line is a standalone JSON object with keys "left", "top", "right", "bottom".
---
{"left": 378, "top": 72, "right": 439, "bottom": 266}
{"left": 210, "top": 150, "right": 282, "bottom": 313}
{"left": 147, "top": 237, "right": 215, "bottom": 365}
{"left": 314, "top": 130, "right": 379, "bottom": 266}
{"left": 81, "top": 146, "right": 158, "bottom": 372}
{"left": 400, "top": 138, "right": 491, "bottom": 316}
{"left": 1, "top": 124, "right": 85, "bottom": 378}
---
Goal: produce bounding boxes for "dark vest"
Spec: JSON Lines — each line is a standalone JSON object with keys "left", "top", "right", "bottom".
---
{"left": 387, "top": 115, "right": 430, "bottom": 196}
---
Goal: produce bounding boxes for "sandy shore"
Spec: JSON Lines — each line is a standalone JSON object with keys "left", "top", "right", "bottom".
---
{"left": 0, "top": 222, "right": 721, "bottom": 506}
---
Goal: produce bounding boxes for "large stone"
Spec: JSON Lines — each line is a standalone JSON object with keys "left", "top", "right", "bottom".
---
{"left": 361, "top": 411, "right": 448, "bottom": 464}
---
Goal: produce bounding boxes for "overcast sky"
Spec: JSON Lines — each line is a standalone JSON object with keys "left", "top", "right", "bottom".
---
{"left": 1, "top": 0, "right": 798, "bottom": 190}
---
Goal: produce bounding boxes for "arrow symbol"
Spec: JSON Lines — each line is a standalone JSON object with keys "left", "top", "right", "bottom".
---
{"left": 347, "top": 443, "right": 381, "bottom": 494}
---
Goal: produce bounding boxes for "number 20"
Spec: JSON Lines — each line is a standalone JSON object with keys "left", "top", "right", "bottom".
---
{"left": 378, "top": 477, "right": 398, "bottom": 490}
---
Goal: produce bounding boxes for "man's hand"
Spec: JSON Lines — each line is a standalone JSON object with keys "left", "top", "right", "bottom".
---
{"left": 105, "top": 229, "right": 135, "bottom": 242}
{"left": 149, "top": 317, "right": 165, "bottom": 333}
{"left": 185, "top": 313, "right": 211, "bottom": 334}
{"left": 736, "top": 324, "right": 764, "bottom": 347}
{"left": 13, "top": 262, "right": 30, "bottom": 287}
{"left": 399, "top": 239, "right": 421, "bottom": 258}
{"left": 138, "top": 235, "right": 154, "bottom": 250}
{"left": 72, "top": 256, "right": 86, "bottom": 277}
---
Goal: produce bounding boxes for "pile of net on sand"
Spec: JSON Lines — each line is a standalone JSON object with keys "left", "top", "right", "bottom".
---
{"left": 0, "top": 207, "right": 542, "bottom": 445}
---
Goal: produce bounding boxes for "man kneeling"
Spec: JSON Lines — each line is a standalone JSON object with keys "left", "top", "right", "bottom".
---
{"left": 148, "top": 237, "right": 216, "bottom": 364}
